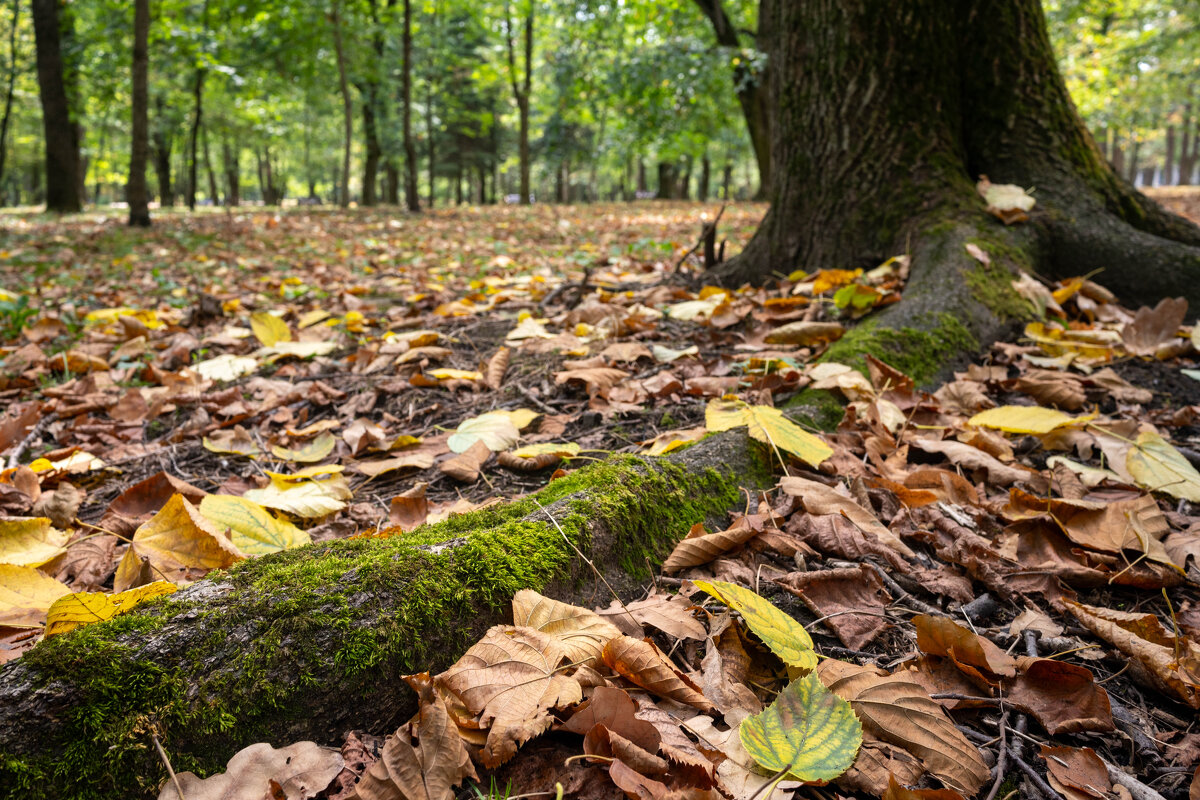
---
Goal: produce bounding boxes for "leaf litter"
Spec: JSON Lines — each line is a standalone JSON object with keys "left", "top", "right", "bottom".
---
{"left": 0, "top": 205, "right": 1198, "bottom": 798}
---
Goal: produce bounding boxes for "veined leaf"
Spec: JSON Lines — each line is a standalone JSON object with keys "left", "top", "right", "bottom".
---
{"left": 968, "top": 405, "right": 1091, "bottom": 435}
{"left": 45, "top": 581, "right": 177, "bottom": 638}
{"left": 705, "top": 398, "right": 832, "bottom": 467}
{"left": 0, "top": 564, "right": 71, "bottom": 627}
{"left": 0, "top": 517, "right": 69, "bottom": 567}
{"left": 694, "top": 579, "right": 817, "bottom": 671}
{"left": 1126, "top": 430, "right": 1200, "bottom": 502}
{"left": 739, "top": 671, "right": 861, "bottom": 783}
{"left": 250, "top": 311, "right": 291, "bottom": 346}
{"left": 198, "top": 495, "right": 311, "bottom": 555}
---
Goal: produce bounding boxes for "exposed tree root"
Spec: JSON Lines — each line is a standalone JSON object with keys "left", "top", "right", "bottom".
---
{"left": 0, "top": 431, "right": 771, "bottom": 799}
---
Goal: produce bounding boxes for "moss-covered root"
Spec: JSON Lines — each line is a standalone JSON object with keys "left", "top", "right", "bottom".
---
{"left": 820, "top": 212, "right": 1036, "bottom": 386}
{"left": 0, "top": 431, "right": 772, "bottom": 799}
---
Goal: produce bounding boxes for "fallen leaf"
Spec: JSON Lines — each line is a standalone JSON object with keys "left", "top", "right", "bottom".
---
{"left": 250, "top": 311, "right": 292, "bottom": 346}
{"left": 114, "top": 494, "right": 244, "bottom": 591}
{"left": 602, "top": 635, "right": 716, "bottom": 712}
{"left": 694, "top": 579, "right": 817, "bottom": 672}
{"left": 779, "top": 476, "right": 915, "bottom": 558}
{"left": 511, "top": 589, "right": 621, "bottom": 666}
{"left": 0, "top": 517, "right": 69, "bottom": 567}
{"left": 968, "top": 405, "right": 1090, "bottom": 435}
{"left": 45, "top": 581, "right": 177, "bottom": 638}
{"left": 662, "top": 520, "right": 760, "bottom": 575}
{"left": 706, "top": 399, "right": 833, "bottom": 468}
{"left": 775, "top": 566, "right": 893, "bottom": 650}
{"left": 271, "top": 432, "right": 337, "bottom": 463}
{"left": 1125, "top": 430, "right": 1200, "bottom": 502}
{"left": 1121, "top": 297, "right": 1187, "bottom": 356}
{"left": 0, "top": 563, "right": 72, "bottom": 627}
{"left": 158, "top": 741, "right": 342, "bottom": 800}
{"left": 199, "top": 495, "right": 312, "bottom": 555}
{"left": 439, "top": 440, "right": 491, "bottom": 482}
{"left": 739, "top": 670, "right": 860, "bottom": 784}
{"left": 447, "top": 412, "right": 521, "bottom": 454}
{"left": 598, "top": 592, "right": 707, "bottom": 641}
{"left": 1038, "top": 745, "right": 1111, "bottom": 800}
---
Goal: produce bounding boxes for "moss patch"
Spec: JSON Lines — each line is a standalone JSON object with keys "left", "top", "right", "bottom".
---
{"left": 1, "top": 440, "right": 771, "bottom": 799}
{"left": 820, "top": 312, "right": 978, "bottom": 385}
{"left": 963, "top": 237, "right": 1038, "bottom": 321}
{"left": 782, "top": 388, "right": 846, "bottom": 431}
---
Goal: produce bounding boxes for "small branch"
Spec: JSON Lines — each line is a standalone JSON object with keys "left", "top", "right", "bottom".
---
{"left": 152, "top": 732, "right": 186, "bottom": 800}
{"left": 6, "top": 411, "right": 57, "bottom": 469}
{"left": 1104, "top": 763, "right": 1167, "bottom": 800}
{"left": 1008, "top": 748, "right": 1065, "bottom": 800}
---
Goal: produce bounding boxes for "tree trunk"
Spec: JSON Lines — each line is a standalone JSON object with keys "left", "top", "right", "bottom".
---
{"left": 699, "top": 155, "right": 710, "bottom": 202}
{"left": 0, "top": 433, "right": 769, "bottom": 800}
{"left": 202, "top": 125, "right": 219, "bottom": 205}
{"left": 402, "top": 0, "right": 420, "bottom": 212}
{"left": 505, "top": 1, "right": 533, "bottom": 205}
{"left": 1165, "top": 124, "right": 1176, "bottom": 185}
{"left": 222, "top": 140, "right": 239, "bottom": 207}
{"left": 187, "top": 68, "right": 203, "bottom": 210}
{"left": 656, "top": 161, "right": 674, "bottom": 199}
{"left": 0, "top": 0, "right": 21, "bottom": 202}
{"left": 127, "top": 0, "right": 151, "bottom": 225}
{"left": 1126, "top": 129, "right": 1140, "bottom": 184}
{"left": 715, "top": 0, "right": 1200, "bottom": 352}
{"left": 153, "top": 97, "right": 173, "bottom": 206}
{"left": 31, "top": 0, "right": 82, "bottom": 213}
{"left": 692, "top": 0, "right": 771, "bottom": 198}
{"left": 332, "top": 0, "right": 352, "bottom": 208}
{"left": 1182, "top": 100, "right": 1196, "bottom": 186}
{"left": 637, "top": 159, "right": 646, "bottom": 194}
{"left": 361, "top": 89, "right": 380, "bottom": 206}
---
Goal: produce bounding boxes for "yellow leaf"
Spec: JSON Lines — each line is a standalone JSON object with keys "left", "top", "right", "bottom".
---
{"left": 194, "top": 353, "right": 258, "bottom": 382}
{"left": 259, "top": 341, "right": 338, "bottom": 361}
{"left": 0, "top": 564, "right": 71, "bottom": 627}
{"left": 448, "top": 412, "right": 522, "bottom": 454}
{"left": 44, "top": 581, "right": 177, "bottom": 638}
{"left": 427, "top": 368, "right": 484, "bottom": 381}
{"left": 199, "top": 495, "right": 312, "bottom": 555}
{"left": 0, "top": 517, "right": 69, "bottom": 567}
{"left": 113, "top": 494, "right": 244, "bottom": 591}
{"left": 297, "top": 309, "right": 332, "bottom": 329}
{"left": 811, "top": 268, "right": 862, "bottom": 294}
{"left": 739, "top": 671, "right": 861, "bottom": 783}
{"left": 1126, "top": 431, "right": 1200, "bottom": 503}
{"left": 250, "top": 311, "right": 292, "bottom": 346}
{"left": 270, "top": 432, "right": 337, "bottom": 463}
{"left": 705, "top": 398, "right": 832, "bottom": 467}
{"left": 968, "top": 405, "right": 1092, "bottom": 435}
{"left": 694, "top": 579, "right": 817, "bottom": 671}
{"left": 245, "top": 467, "right": 352, "bottom": 518}
{"left": 510, "top": 442, "right": 580, "bottom": 459}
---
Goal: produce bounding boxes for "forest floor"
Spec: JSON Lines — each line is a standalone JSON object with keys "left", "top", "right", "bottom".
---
{"left": 1, "top": 194, "right": 1199, "bottom": 800}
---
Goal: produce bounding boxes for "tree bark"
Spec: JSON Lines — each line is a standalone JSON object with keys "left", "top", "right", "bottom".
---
{"left": 202, "top": 124, "right": 219, "bottom": 204}
{"left": 0, "top": 432, "right": 769, "bottom": 799}
{"left": 222, "top": 140, "right": 239, "bottom": 207}
{"left": 152, "top": 96, "right": 173, "bottom": 206}
{"left": 332, "top": 0, "right": 352, "bottom": 208}
{"left": 692, "top": 0, "right": 771, "bottom": 198}
{"left": 400, "top": 0, "right": 419, "bottom": 211}
{"left": 31, "top": 0, "right": 82, "bottom": 213}
{"left": 715, "top": 0, "right": 1200, "bottom": 334}
{"left": 186, "top": 68, "right": 203, "bottom": 210}
{"left": 361, "top": 90, "right": 381, "bottom": 206}
{"left": 0, "top": 0, "right": 21, "bottom": 202}
{"left": 126, "top": 0, "right": 151, "bottom": 226}
{"left": 505, "top": 1, "right": 533, "bottom": 205}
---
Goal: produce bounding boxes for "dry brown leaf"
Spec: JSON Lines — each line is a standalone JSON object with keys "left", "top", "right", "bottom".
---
{"left": 661, "top": 520, "right": 760, "bottom": 574}
{"left": 598, "top": 591, "right": 706, "bottom": 640}
{"left": 561, "top": 685, "right": 661, "bottom": 754}
{"left": 1121, "top": 297, "right": 1188, "bottom": 356}
{"left": 114, "top": 494, "right": 243, "bottom": 592}
{"left": 439, "top": 440, "right": 491, "bottom": 483}
{"left": 388, "top": 483, "right": 429, "bottom": 532}
{"left": 933, "top": 381, "right": 993, "bottom": 415}
{"left": 437, "top": 625, "right": 583, "bottom": 767}
{"left": 836, "top": 734, "right": 925, "bottom": 797}
{"left": 511, "top": 589, "right": 621, "bottom": 666}
{"left": 1066, "top": 601, "right": 1200, "bottom": 708}
{"left": 1086, "top": 367, "right": 1153, "bottom": 404}
{"left": 774, "top": 565, "right": 892, "bottom": 650}
{"left": 786, "top": 512, "right": 911, "bottom": 574}
{"left": 882, "top": 774, "right": 966, "bottom": 800}
{"left": 484, "top": 346, "right": 510, "bottom": 390}
{"left": 1006, "top": 658, "right": 1113, "bottom": 734}
{"left": 601, "top": 636, "right": 716, "bottom": 712}
{"left": 909, "top": 437, "right": 1047, "bottom": 490}
{"left": 553, "top": 367, "right": 630, "bottom": 396}
{"left": 1015, "top": 376, "right": 1086, "bottom": 410}
{"left": 608, "top": 758, "right": 669, "bottom": 799}
{"left": 31, "top": 482, "right": 83, "bottom": 529}
{"left": 100, "top": 471, "right": 208, "bottom": 536}
{"left": 1038, "top": 745, "right": 1111, "bottom": 800}
{"left": 780, "top": 476, "right": 915, "bottom": 558}
{"left": 818, "top": 660, "right": 989, "bottom": 796}
{"left": 159, "top": 742, "right": 343, "bottom": 800}
{"left": 914, "top": 614, "right": 1017, "bottom": 681}
{"left": 764, "top": 320, "right": 844, "bottom": 346}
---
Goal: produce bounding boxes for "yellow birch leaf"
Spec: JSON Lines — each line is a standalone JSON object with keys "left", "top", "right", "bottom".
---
{"left": 113, "top": 494, "right": 244, "bottom": 591}
{"left": 244, "top": 467, "right": 352, "bottom": 518}
{"left": 250, "top": 311, "right": 292, "bottom": 346}
{"left": 448, "top": 412, "right": 522, "bottom": 454}
{"left": 1126, "top": 431, "right": 1200, "bottom": 502}
{"left": 510, "top": 442, "right": 580, "bottom": 459}
{"left": 968, "top": 405, "right": 1091, "bottom": 435}
{"left": 694, "top": 579, "right": 817, "bottom": 671}
{"left": 198, "top": 495, "right": 312, "bottom": 555}
{"left": 705, "top": 398, "right": 832, "bottom": 467}
{"left": 427, "top": 368, "right": 484, "bottom": 381}
{"left": 0, "top": 517, "right": 69, "bottom": 567}
{"left": 44, "top": 581, "right": 177, "bottom": 638}
{"left": 270, "top": 432, "right": 337, "bottom": 463}
{"left": 739, "top": 671, "right": 862, "bottom": 783}
{"left": 0, "top": 564, "right": 71, "bottom": 627}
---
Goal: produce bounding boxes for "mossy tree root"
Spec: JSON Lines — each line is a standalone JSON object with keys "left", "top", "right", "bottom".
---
{"left": 0, "top": 431, "right": 772, "bottom": 800}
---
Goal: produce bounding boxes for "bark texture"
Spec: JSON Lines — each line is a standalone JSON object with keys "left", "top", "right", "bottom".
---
{"left": 0, "top": 433, "right": 770, "bottom": 799}
{"left": 31, "top": 0, "right": 82, "bottom": 213}
{"left": 716, "top": 0, "right": 1200, "bottom": 329}
{"left": 126, "top": 0, "right": 150, "bottom": 226}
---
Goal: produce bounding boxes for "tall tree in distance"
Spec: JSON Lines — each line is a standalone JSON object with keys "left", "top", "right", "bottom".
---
{"left": 127, "top": 0, "right": 151, "bottom": 226}
{"left": 503, "top": 0, "right": 533, "bottom": 204}
{"left": 402, "top": 0, "right": 419, "bottom": 211}
{"left": 331, "top": 0, "right": 352, "bottom": 207}
{"left": 0, "top": 0, "right": 21, "bottom": 199}
{"left": 31, "top": 0, "right": 82, "bottom": 212}
{"left": 714, "top": 0, "right": 1200, "bottom": 352}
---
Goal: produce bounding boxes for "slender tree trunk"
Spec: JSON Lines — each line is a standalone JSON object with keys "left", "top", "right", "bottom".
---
{"left": 0, "top": 0, "right": 21, "bottom": 201}
{"left": 692, "top": 0, "right": 772, "bottom": 198}
{"left": 504, "top": 1, "right": 533, "bottom": 205}
{"left": 1181, "top": 99, "right": 1196, "bottom": 186}
{"left": 31, "top": 0, "right": 82, "bottom": 212}
{"left": 332, "top": 0, "right": 352, "bottom": 208}
{"left": 360, "top": 88, "right": 381, "bottom": 206}
{"left": 718, "top": 0, "right": 1200, "bottom": 331}
{"left": 127, "top": 0, "right": 151, "bottom": 225}
{"left": 426, "top": 88, "right": 435, "bottom": 209}
{"left": 401, "top": 0, "right": 420, "bottom": 211}
{"left": 699, "top": 155, "right": 710, "bottom": 202}
{"left": 722, "top": 162, "right": 731, "bottom": 200}
{"left": 1165, "top": 125, "right": 1176, "bottom": 186}
{"left": 637, "top": 159, "right": 646, "bottom": 194}
{"left": 153, "top": 96, "right": 173, "bottom": 206}
{"left": 187, "top": 68, "right": 203, "bottom": 210}
{"left": 222, "top": 140, "right": 239, "bottom": 206}
{"left": 202, "top": 124, "right": 219, "bottom": 204}
{"left": 1126, "top": 128, "right": 1140, "bottom": 184}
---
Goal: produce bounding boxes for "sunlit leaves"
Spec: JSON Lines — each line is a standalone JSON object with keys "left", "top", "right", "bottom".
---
{"left": 694, "top": 579, "right": 817, "bottom": 672}
{"left": 198, "top": 495, "right": 311, "bottom": 555}
{"left": 705, "top": 398, "right": 832, "bottom": 467}
{"left": 45, "top": 581, "right": 177, "bottom": 638}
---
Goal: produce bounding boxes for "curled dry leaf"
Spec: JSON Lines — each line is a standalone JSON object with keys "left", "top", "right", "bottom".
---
{"left": 818, "top": 660, "right": 989, "bottom": 796}
{"left": 1006, "top": 657, "right": 1113, "bottom": 734}
{"left": 1121, "top": 296, "right": 1188, "bottom": 356}
{"left": 913, "top": 614, "right": 1017, "bottom": 681}
{"left": 440, "top": 440, "right": 491, "bottom": 483}
{"left": 598, "top": 591, "right": 707, "bottom": 641}
{"left": 158, "top": 741, "right": 342, "bottom": 800}
{"left": 662, "top": 519, "right": 760, "bottom": 575}
{"left": 511, "top": 589, "right": 621, "bottom": 666}
{"left": 1038, "top": 745, "right": 1111, "bottom": 800}
{"left": 484, "top": 346, "right": 510, "bottom": 390}
{"left": 779, "top": 476, "right": 914, "bottom": 558}
{"left": 601, "top": 635, "right": 716, "bottom": 712}
{"left": 774, "top": 565, "right": 892, "bottom": 650}
{"left": 437, "top": 625, "right": 583, "bottom": 767}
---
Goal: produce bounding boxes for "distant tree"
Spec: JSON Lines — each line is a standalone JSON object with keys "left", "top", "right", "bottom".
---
{"left": 127, "top": 0, "right": 150, "bottom": 226}
{"left": 402, "top": 0, "right": 419, "bottom": 211}
{"left": 31, "top": 0, "right": 82, "bottom": 212}
{"left": 502, "top": 0, "right": 533, "bottom": 204}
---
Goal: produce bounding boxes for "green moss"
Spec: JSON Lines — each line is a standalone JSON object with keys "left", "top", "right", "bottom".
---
{"left": 820, "top": 313, "right": 978, "bottom": 385}
{"left": 963, "top": 238, "right": 1037, "bottom": 321}
{"left": 1, "top": 445, "right": 769, "bottom": 799}
{"left": 782, "top": 388, "right": 846, "bottom": 431}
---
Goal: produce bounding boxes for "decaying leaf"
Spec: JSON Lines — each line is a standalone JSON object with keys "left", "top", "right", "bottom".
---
{"left": 113, "top": 494, "right": 244, "bottom": 591}
{"left": 602, "top": 635, "right": 716, "bottom": 712}
{"left": 694, "top": 579, "right": 817, "bottom": 672}
{"left": 706, "top": 398, "right": 833, "bottom": 467}
{"left": 511, "top": 589, "right": 621, "bottom": 666}
{"left": 158, "top": 741, "right": 342, "bottom": 800}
